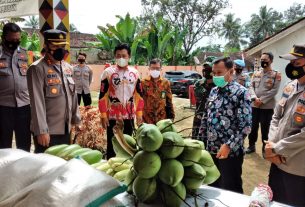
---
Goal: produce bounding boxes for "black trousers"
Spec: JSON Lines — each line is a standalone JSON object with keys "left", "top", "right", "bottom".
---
{"left": 77, "top": 91, "right": 92, "bottom": 106}
{"left": 269, "top": 164, "right": 305, "bottom": 206}
{"left": 0, "top": 105, "right": 31, "bottom": 151}
{"left": 210, "top": 154, "right": 244, "bottom": 194}
{"left": 106, "top": 119, "right": 134, "bottom": 159}
{"left": 248, "top": 108, "right": 274, "bottom": 150}
{"left": 33, "top": 124, "right": 70, "bottom": 153}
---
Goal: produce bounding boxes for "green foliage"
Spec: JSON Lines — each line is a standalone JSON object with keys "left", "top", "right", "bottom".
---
{"left": 25, "top": 16, "right": 39, "bottom": 29}
{"left": 20, "top": 31, "right": 40, "bottom": 52}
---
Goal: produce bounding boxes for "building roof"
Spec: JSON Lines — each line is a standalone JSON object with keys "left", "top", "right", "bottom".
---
{"left": 244, "top": 17, "right": 305, "bottom": 56}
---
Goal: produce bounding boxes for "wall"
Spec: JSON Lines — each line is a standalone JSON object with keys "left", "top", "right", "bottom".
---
{"left": 254, "top": 27, "right": 305, "bottom": 100}
{"left": 86, "top": 65, "right": 203, "bottom": 92}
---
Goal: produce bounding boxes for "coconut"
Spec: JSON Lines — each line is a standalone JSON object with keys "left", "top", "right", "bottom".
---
{"left": 136, "top": 124, "right": 163, "bottom": 151}
{"left": 112, "top": 134, "right": 136, "bottom": 158}
{"left": 202, "top": 164, "right": 220, "bottom": 185}
{"left": 158, "top": 159, "right": 184, "bottom": 187}
{"left": 133, "top": 176, "right": 157, "bottom": 203}
{"left": 178, "top": 139, "right": 204, "bottom": 166}
{"left": 156, "top": 119, "right": 177, "bottom": 133}
{"left": 198, "top": 150, "right": 215, "bottom": 167}
{"left": 183, "top": 164, "right": 206, "bottom": 190}
{"left": 133, "top": 151, "right": 161, "bottom": 178}
{"left": 160, "top": 183, "right": 186, "bottom": 207}
{"left": 159, "top": 132, "right": 184, "bottom": 159}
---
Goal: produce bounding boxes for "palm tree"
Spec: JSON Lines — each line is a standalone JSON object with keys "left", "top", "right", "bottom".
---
{"left": 218, "top": 13, "right": 242, "bottom": 50}
{"left": 25, "top": 16, "right": 39, "bottom": 29}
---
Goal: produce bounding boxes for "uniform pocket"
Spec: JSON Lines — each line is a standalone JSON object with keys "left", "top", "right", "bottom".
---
{"left": 74, "top": 71, "right": 81, "bottom": 79}
{"left": 0, "top": 60, "right": 9, "bottom": 76}
{"left": 18, "top": 60, "right": 28, "bottom": 76}
{"left": 46, "top": 84, "right": 62, "bottom": 97}
{"left": 83, "top": 72, "right": 90, "bottom": 80}
{"left": 264, "top": 78, "right": 274, "bottom": 89}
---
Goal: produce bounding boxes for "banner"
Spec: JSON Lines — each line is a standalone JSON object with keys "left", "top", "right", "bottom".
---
{"left": 0, "top": 0, "right": 38, "bottom": 19}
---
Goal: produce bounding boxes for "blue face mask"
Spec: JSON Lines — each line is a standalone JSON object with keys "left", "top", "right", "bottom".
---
{"left": 213, "top": 72, "right": 229, "bottom": 88}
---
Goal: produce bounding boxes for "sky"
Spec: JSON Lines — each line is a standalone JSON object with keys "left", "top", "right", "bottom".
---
{"left": 69, "top": 0, "right": 305, "bottom": 34}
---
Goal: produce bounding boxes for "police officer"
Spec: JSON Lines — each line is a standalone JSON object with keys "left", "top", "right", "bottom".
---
{"left": 0, "top": 23, "right": 31, "bottom": 151}
{"left": 142, "top": 58, "right": 175, "bottom": 124}
{"left": 233, "top": 59, "right": 251, "bottom": 88}
{"left": 73, "top": 52, "right": 93, "bottom": 106}
{"left": 264, "top": 45, "right": 305, "bottom": 206}
{"left": 246, "top": 52, "right": 281, "bottom": 154}
{"left": 27, "top": 29, "right": 81, "bottom": 153}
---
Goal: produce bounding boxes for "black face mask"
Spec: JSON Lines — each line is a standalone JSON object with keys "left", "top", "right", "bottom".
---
{"left": 261, "top": 61, "right": 269, "bottom": 68}
{"left": 78, "top": 59, "right": 85, "bottom": 64}
{"left": 235, "top": 68, "right": 242, "bottom": 74}
{"left": 50, "top": 48, "right": 67, "bottom": 61}
{"left": 203, "top": 68, "right": 213, "bottom": 80}
{"left": 4, "top": 39, "right": 20, "bottom": 50}
{"left": 285, "top": 63, "right": 305, "bottom": 80}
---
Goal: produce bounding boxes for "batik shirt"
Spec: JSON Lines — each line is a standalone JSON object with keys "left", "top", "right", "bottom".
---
{"left": 200, "top": 81, "right": 252, "bottom": 157}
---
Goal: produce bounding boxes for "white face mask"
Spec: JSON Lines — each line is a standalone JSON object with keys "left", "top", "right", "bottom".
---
{"left": 116, "top": 58, "right": 128, "bottom": 67}
{"left": 150, "top": 70, "right": 161, "bottom": 78}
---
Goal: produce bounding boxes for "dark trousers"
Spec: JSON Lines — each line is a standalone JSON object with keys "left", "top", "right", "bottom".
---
{"left": 33, "top": 124, "right": 70, "bottom": 153}
{"left": 248, "top": 108, "right": 274, "bottom": 150}
{"left": 106, "top": 119, "right": 134, "bottom": 159}
{"left": 0, "top": 105, "right": 31, "bottom": 151}
{"left": 210, "top": 154, "right": 244, "bottom": 194}
{"left": 77, "top": 91, "right": 92, "bottom": 106}
{"left": 269, "top": 164, "right": 305, "bottom": 206}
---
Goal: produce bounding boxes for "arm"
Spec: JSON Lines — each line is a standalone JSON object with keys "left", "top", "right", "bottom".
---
{"left": 268, "top": 103, "right": 282, "bottom": 142}
{"left": 71, "top": 89, "right": 81, "bottom": 125}
{"left": 98, "top": 73, "right": 109, "bottom": 119}
{"left": 88, "top": 66, "right": 93, "bottom": 85}
{"left": 165, "top": 80, "right": 175, "bottom": 120}
{"left": 259, "top": 72, "right": 281, "bottom": 104}
{"left": 248, "top": 76, "right": 257, "bottom": 100}
{"left": 226, "top": 89, "right": 252, "bottom": 149}
{"left": 134, "top": 78, "right": 144, "bottom": 119}
{"left": 26, "top": 65, "right": 48, "bottom": 136}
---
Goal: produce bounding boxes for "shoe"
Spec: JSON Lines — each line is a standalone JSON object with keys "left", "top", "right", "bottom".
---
{"left": 245, "top": 146, "right": 256, "bottom": 154}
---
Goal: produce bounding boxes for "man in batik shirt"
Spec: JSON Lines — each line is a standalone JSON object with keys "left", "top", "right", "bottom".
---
{"left": 199, "top": 57, "right": 252, "bottom": 193}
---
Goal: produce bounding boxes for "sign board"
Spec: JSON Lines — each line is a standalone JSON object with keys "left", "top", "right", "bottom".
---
{"left": 0, "top": 0, "right": 38, "bottom": 19}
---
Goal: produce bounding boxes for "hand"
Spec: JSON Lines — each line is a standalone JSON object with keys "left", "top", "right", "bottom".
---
{"left": 216, "top": 144, "right": 231, "bottom": 159}
{"left": 136, "top": 116, "right": 143, "bottom": 126}
{"left": 101, "top": 117, "right": 109, "bottom": 129}
{"left": 264, "top": 141, "right": 286, "bottom": 164}
{"left": 37, "top": 133, "right": 50, "bottom": 147}
{"left": 254, "top": 98, "right": 263, "bottom": 107}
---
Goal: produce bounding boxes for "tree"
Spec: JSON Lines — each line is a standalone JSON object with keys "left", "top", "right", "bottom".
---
{"left": 25, "top": 16, "right": 39, "bottom": 29}
{"left": 70, "top": 23, "right": 78, "bottom": 32}
{"left": 218, "top": 13, "right": 243, "bottom": 50}
{"left": 284, "top": 3, "right": 305, "bottom": 25}
{"left": 200, "top": 44, "right": 222, "bottom": 53}
{"left": 141, "top": 0, "right": 229, "bottom": 56}
{"left": 244, "top": 5, "right": 283, "bottom": 47}
{"left": 20, "top": 31, "right": 40, "bottom": 52}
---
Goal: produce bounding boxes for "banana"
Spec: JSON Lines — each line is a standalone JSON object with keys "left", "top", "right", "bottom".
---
{"left": 113, "top": 169, "right": 130, "bottom": 182}
{"left": 66, "top": 148, "right": 91, "bottom": 160}
{"left": 95, "top": 162, "right": 111, "bottom": 172}
{"left": 79, "top": 150, "right": 103, "bottom": 165}
{"left": 111, "top": 163, "right": 132, "bottom": 172}
{"left": 57, "top": 144, "right": 82, "bottom": 159}
{"left": 44, "top": 144, "right": 69, "bottom": 156}
{"left": 108, "top": 157, "right": 132, "bottom": 168}
{"left": 106, "top": 168, "right": 115, "bottom": 176}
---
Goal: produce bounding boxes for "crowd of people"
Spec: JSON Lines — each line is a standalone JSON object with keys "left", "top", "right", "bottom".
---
{"left": 0, "top": 22, "right": 304, "bottom": 206}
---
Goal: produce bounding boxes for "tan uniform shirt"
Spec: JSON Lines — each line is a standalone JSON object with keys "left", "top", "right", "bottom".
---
{"left": 73, "top": 65, "right": 92, "bottom": 94}
{"left": 27, "top": 58, "right": 81, "bottom": 136}
{"left": 249, "top": 69, "right": 281, "bottom": 109}
{"left": 0, "top": 46, "right": 30, "bottom": 107}
{"left": 269, "top": 80, "right": 305, "bottom": 177}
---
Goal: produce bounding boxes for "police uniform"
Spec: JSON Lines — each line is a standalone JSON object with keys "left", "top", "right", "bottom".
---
{"left": 142, "top": 76, "right": 175, "bottom": 124}
{"left": 233, "top": 72, "right": 251, "bottom": 88}
{"left": 0, "top": 44, "right": 31, "bottom": 151}
{"left": 73, "top": 64, "right": 93, "bottom": 106}
{"left": 27, "top": 30, "right": 81, "bottom": 153}
{"left": 247, "top": 68, "right": 281, "bottom": 153}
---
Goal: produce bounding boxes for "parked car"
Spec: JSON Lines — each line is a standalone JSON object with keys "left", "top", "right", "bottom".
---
{"left": 164, "top": 70, "right": 202, "bottom": 97}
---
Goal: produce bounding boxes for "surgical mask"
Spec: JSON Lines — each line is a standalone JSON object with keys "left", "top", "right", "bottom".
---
{"left": 285, "top": 63, "right": 305, "bottom": 80}
{"left": 78, "top": 59, "right": 85, "bottom": 64}
{"left": 213, "top": 71, "right": 229, "bottom": 88}
{"left": 150, "top": 70, "right": 160, "bottom": 78}
{"left": 50, "top": 48, "right": 67, "bottom": 61}
{"left": 261, "top": 61, "right": 269, "bottom": 69}
{"left": 4, "top": 39, "right": 20, "bottom": 50}
{"left": 116, "top": 58, "right": 128, "bottom": 67}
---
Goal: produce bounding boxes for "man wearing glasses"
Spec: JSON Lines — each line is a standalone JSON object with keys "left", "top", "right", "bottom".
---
{"left": 142, "top": 58, "right": 175, "bottom": 124}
